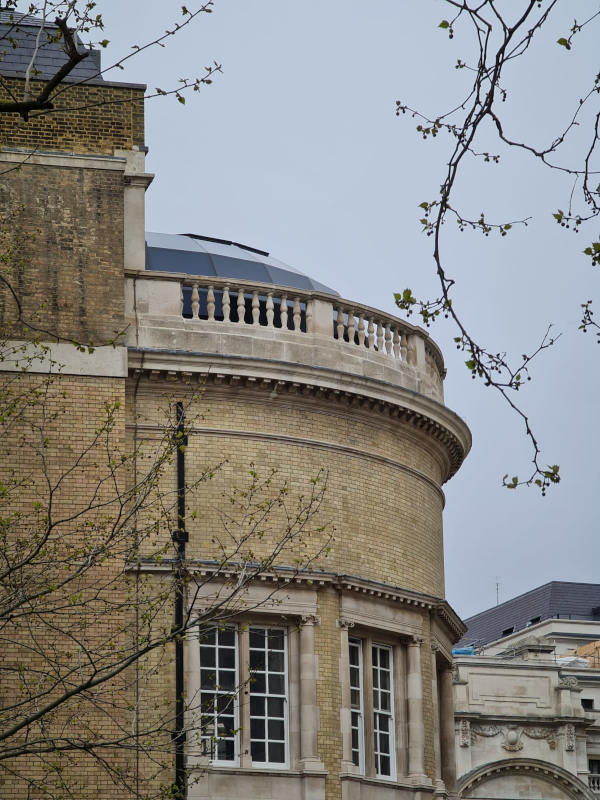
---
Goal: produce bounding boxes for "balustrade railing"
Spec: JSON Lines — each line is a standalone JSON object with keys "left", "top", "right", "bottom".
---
{"left": 589, "top": 774, "right": 600, "bottom": 793}
{"left": 126, "top": 271, "right": 445, "bottom": 386}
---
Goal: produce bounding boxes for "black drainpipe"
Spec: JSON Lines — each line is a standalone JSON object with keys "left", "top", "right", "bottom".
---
{"left": 173, "top": 401, "right": 188, "bottom": 799}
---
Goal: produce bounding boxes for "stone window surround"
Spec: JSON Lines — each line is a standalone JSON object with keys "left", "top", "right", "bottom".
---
{"left": 184, "top": 573, "right": 460, "bottom": 794}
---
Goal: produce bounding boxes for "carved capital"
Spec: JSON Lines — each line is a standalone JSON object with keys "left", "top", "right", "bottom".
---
{"left": 409, "top": 635, "right": 424, "bottom": 647}
{"left": 301, "top": 614, "right": 320, "bottom": 627}
{"left": 337, "top": 617, "right": 355, "bottom": 630}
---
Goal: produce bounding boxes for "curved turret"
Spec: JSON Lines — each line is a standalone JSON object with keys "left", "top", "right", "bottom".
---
{"left": 125, "top": 234, "right": 470, "bottom": 800}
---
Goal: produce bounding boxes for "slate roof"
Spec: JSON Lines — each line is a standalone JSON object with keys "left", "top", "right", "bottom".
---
{"left": 458, "top": 581, "right": 600, "bottom": 648}
{"left": 0, "top": 9, "right": 103, "bottom": 83}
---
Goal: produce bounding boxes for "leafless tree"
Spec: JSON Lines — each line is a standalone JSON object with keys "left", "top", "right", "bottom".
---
{"left": 395, "top": 1, "right": 599, "bottom": 492}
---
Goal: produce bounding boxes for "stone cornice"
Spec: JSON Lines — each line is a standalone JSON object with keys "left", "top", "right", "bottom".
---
{"left": 129, "top": 560, "right": 465, "bottom": 640}
{"left": 127, "top": 356, "right": 470, "bottom": 482}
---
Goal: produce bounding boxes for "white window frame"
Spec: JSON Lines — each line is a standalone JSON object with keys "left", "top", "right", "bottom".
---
{"left": 349, "top": 637, "right": 365, "bottom": 774}
{"left": 198, "top": 624, "right": 240, "bottom": 767}
{"left": 372, "top": 642, "right": 396, "bottom": 781}
{"left": 348, "top": 638, "right": 397, "bottom": 781}
{"left": 248, "top": 625, "right": 289, "bottom": 769}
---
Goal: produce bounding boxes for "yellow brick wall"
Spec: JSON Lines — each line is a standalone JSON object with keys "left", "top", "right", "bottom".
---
{"left": 0, "top": 77, "right": 145, "bottom": 154}
{"left": 129, "top": 379, "right": 447, "bottom": 598}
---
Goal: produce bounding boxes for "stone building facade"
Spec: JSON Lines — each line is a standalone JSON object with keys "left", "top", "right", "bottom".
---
{"left": 454, "top": 584, "right": 600, "bottom": 800}
{"left": 0, "top": 15, "right": 471, "bottom": 800}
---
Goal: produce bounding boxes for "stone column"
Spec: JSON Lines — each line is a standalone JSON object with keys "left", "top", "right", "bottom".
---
{"left": 430, "top": 646, "right": 445, "bottom": 794}
{"left": 407, "top": 637, "right": 427, "bottom": 781}
{"left": 300, "top": 615, "right": 324, "bottom": 770}
{"left": 338, "top": 618, "right": 357, "bottom": 772}
{"left": 440, "top": 666, "right": 457, "bottom": 793}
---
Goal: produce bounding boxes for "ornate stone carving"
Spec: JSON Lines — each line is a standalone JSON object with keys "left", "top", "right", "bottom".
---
{"left": 501, "top": 726, "right": 523, "bottom": 752}
{"left": 337, "top": 618, "right": 355, "bottom": 630}
{"left": 471, "top": 723, "right": 502, "bottom": 741}
{"left": 558, "top": 676, "right": 578, "bottom": 689}
{"left": 565, "top": 723, "right": 575, "bottom": 751}
{"left": 458, "top": 719, "right": 470, "bottom": 748}
{"left": 523, "top": 726, "right": 557, "bottom": 750}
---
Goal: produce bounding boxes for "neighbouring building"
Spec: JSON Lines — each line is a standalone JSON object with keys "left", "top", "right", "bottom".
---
{"left": 454, "top": 582, "right": 600, "bottom": 800}
{"left": 0, "top": 12, "right": 472, "bottom": 800}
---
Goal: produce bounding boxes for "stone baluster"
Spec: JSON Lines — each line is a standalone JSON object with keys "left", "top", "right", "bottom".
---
{"left": 293, "top": 297, "right": 301, "bottom": 331}
{"left": 222, "top": 285, "right": 230, "bottom": 322}
{"left": 376, "top": 320, "right": 383, "bottom": 351}
{"left": 385, "top": 324, "right": 392, "bottom": 355}
{"left": 347, "top": 309, "right": 355, "bottom": 344}
{"left": 191, "top": 283, "right": 199, "bottom": 319}
{"left": 266, "top": 292, "right": 274, "bottom": 327}
{"left": 336, "top": 307, "right": 345, "bottom": 341}
{"left": 237, "top": 288, "right": 245, "bottom": 324}
{"left": 358, "top": 314, "right": 365, "bottom": 347}
{"left": 207, "top": 285, "right": 215, "bottom": 321}
{"left": 393, "top": 327, "right": 400, "bottom": 359}
{"left": 252, "top": 291, "right": 260, "bottom": 325}
{"left": 180, "top": 282, "right": 184, "bottom": 317}
{"left": 280, "top": 295, "right": 288, "bottom": 329}
{"left": 401, "top": 332, "right": 408, "bottom": 362}
{"left": 367, "top": 318, "right": 375, "bottom": 349}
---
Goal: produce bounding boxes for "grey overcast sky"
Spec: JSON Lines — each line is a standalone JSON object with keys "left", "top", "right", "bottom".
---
{"left": 97, "top": 1, "right": 599, "bottom": 619}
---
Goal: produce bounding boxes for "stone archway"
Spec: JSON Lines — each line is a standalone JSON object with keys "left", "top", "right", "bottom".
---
{"left": 458, "top": 758, "right": 595, "bottom": 800}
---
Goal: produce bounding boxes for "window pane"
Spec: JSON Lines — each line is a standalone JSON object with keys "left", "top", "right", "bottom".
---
{"left": 250, "top": 629, "right": 265, "bottom": 648}
{"left": 250, "top": 671, "right": 266, "bottom": 694}
{"left": 219, "top": 648, "right": 235, "bottom": 669}
{"left": 267, "top": 697, "right": 284, "bottom": 717}
{"left": 250, "top": 718, "right": 265, "bottom": 739}
{"left": 268, "top": 650, "right": 284, "bottom": 672}
{"left": 251, "top": 740, "right": 265, "bottom": 762}
{"left": 250, "top": 696, "right": 264, "bottom": 716}
{"left": 219, "top": 669, "right": 235, "bottom": 691}
{"left": 268, "top": 629, "right": 284, "bottom": 650}
{"left": 200, "top": 646, "right": 216, "bottom": 667}
{"left": 218, "top": 739, "right": 235, "bottom": 761}
{"left": 219, "top": 628, "right": 235, "bottom": 647}
{"left": 268, "top": 673, "right": 284, "bottom": 695}
{"left": 199, "top": 628, "right": 216, "bottom": 645}
{"left": 268, "top": 741, "right": 285, "bottom": 763}
{"left": 249, "top": 649, "right": 266, "bottom": 670}
{"left": 268, "top": 719, "right": 285, "bottom": 739}
{"left": 201, "top": 669, "right": 217, "bottom": 689}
